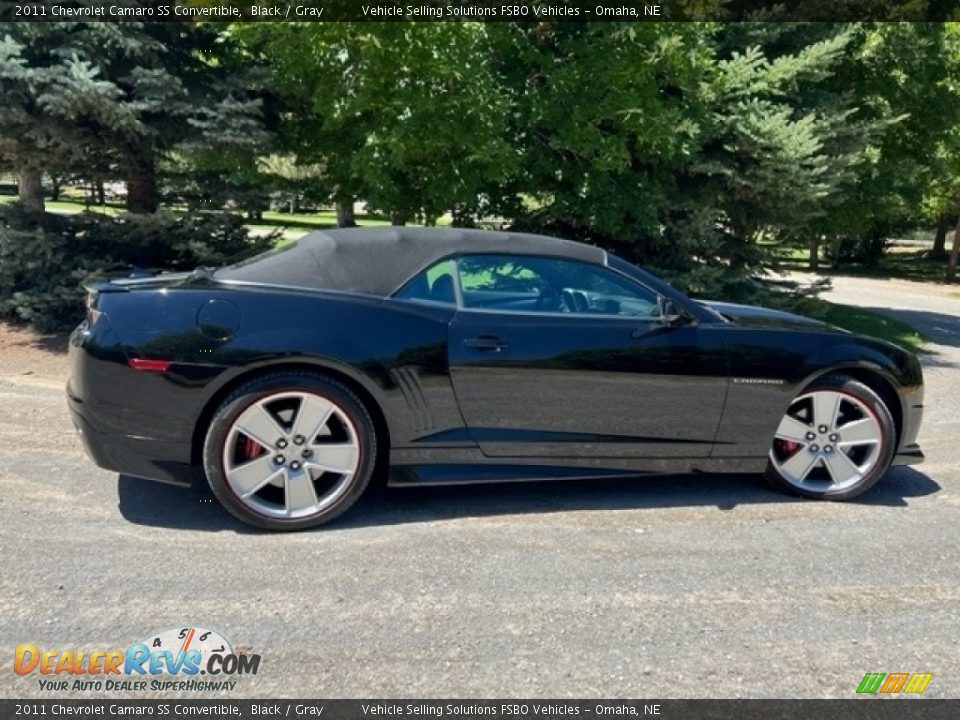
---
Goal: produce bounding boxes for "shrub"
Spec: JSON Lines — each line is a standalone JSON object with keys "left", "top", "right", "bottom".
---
{"left": 0, "top": 204, "right": 276, "bottom": 331}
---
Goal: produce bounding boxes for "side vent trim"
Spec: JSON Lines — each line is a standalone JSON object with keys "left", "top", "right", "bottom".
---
{"left": 390, "top": 366, "right": 434, "bottom": 433}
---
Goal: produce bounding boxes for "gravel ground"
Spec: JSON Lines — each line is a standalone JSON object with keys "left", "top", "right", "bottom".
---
{"left": 0, "top": 276, "right": 957, "bottom": 699}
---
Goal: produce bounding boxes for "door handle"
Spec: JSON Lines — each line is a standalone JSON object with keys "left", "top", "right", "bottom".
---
{"left": 463, "top": 335, "right": 508, "bottom": 352}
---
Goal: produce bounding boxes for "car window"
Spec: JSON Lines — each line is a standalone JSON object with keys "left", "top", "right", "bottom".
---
{"left": 394, "top": 259, "right": 457, "bottom": 305}
{"left": 457, "top": 254, "right": 660, "bottom": 317}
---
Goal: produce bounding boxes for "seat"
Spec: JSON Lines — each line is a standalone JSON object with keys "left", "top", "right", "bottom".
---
{"left": 572, "top": 289, "right": 590, "bottom": 312}
{"left": 430, "top": 274, "right": 456, "bottom": 304}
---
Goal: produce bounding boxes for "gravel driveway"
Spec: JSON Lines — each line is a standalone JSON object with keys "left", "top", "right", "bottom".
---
{"left": 0, "top": 277, "right": 957, "bottom": 699}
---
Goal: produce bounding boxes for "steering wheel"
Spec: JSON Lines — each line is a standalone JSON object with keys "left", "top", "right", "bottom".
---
{"left": 560, "top": 288, "right": 579, "bottom": 313}
{"left": 535, "top": 281, "right": 569, "bottom": 312}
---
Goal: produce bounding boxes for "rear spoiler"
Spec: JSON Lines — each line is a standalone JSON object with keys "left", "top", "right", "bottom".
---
{"left": 82, "top": 267, "right": 211, "bottom": 294}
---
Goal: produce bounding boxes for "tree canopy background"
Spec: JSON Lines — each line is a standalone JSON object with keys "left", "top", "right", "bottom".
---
{"left": 2, "top": 19, "right": 960, "bottom": 328}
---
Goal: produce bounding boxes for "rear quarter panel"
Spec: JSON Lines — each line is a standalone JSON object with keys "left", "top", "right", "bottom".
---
{"left": 92, "top": 284, "right": 463, "bottom": 451}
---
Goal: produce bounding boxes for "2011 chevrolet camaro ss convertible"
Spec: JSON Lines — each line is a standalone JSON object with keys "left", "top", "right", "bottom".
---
{"left": 67, "top": 227, "right": 924, "bottom": 530}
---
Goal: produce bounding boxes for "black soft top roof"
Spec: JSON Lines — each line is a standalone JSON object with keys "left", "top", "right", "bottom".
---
{"left": 215, "top": 226, "right": 607, "bottom": 296}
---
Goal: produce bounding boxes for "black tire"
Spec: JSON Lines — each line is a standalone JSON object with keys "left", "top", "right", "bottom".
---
{"left": 202, "top": 372, "right": 378, "bottom": 531}
{"left": 764, "top": 373, "right": 896, "bottom": 500}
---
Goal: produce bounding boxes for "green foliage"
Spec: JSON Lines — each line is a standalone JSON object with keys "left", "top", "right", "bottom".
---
{"left": 237, "top": 22, "right": 515, "bottom": 224}
{"left": 483, "top": 21, "right": 959, "bottom": 294}
{"left": 485, "top": 23, "right": 708, "bottom": 253}
{"left": 4, "top": 20, "right": 960, "bottom": 329}
{"left": 226, "top": 21, "right": 960, "bottom": 296}
{"left": 706, "top": 28, "right": 864, "bottom": 236}
{"left": 0, "top": 204, "right": 274, "bottom": 331}
{"left": 0, "top": 19, "right": 268, "bottom": 211}
{"left": 480, "top": 23, "right": 884, "bottom": 298}
{"left": 675, "top": 23, "right": 908, "bottom": 291}
{"left": 818, "top": 23, "right": 960, "bottom": 264}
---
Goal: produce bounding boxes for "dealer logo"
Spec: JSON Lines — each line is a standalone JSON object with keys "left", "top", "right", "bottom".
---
{"left": 14, "top": 625, "right": 261, "bottom": 692}
{"left": 856, "top": 672, "right": 933, "bottom": 695}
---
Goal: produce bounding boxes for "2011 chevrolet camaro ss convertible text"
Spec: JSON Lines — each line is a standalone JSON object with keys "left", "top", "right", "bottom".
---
{"left": 67, "top": 228, "right": 924, "bottom": 530}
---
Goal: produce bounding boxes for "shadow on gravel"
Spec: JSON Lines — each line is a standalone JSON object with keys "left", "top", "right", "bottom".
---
{"left": 117, "top": 466, "right": 939, "bottom": 533}
{"left": 28, "top": 331, "right": 70, "bottom": 354}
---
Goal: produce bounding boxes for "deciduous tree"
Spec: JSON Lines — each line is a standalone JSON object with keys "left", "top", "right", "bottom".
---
{"left": 239, "top": 22, "right": 514, "bottom": 226}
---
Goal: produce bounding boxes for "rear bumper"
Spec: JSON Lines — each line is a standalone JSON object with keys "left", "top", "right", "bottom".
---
{"left": 67, "top": 395, "right": 194, "bottom": 486}
{"left": 67, "top": 323, "right": 195, "bottom": 487}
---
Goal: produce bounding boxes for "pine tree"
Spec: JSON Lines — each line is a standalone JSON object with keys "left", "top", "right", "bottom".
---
{"left": 0, "top": 18, "right": 266, "bottom": 213}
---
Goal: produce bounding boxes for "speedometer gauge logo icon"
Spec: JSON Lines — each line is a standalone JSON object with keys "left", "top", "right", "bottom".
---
{"left": 140, "top": 625, "right": 234, "bottom": 672}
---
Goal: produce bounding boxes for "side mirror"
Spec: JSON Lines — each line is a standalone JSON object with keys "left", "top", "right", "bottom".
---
{"left": 658, "top": 297, "right": 683, "bottom": 326}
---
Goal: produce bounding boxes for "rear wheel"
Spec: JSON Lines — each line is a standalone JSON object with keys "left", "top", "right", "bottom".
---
{"left": 765, "top": 374, "right": 895, "bottom": 500}
{"left": 202, "top": 372, "right": 377, "bottom": 530}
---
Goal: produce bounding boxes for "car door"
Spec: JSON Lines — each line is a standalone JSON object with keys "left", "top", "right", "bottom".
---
{"left": 447, "top": 254, "right": 728, "bottom": 459}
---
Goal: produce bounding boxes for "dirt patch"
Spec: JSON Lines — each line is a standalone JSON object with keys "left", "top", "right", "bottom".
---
{"left": 0, "top": 323, "right": 71, "bottom": 380}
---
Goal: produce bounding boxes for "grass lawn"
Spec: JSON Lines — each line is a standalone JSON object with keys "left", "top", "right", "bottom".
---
{"left": 0, "top": 194, "right": 120, "bottom": 216}
{"left": 821, "top": 302, "right": 926, "bottom": 351}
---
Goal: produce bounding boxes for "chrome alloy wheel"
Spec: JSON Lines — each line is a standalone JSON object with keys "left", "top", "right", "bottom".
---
{"left": 769, "top": 389, "right": 884, "bottom": 492}
{"left": 222, "top": 391, "right": 361, "bottom": 520}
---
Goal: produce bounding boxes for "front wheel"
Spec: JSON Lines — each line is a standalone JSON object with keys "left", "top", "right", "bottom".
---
{"left": 202, "top": 372, "right": 377, "bottom": 531}
{"left": 765, "top": 374, "right": 895, "bottom": 500}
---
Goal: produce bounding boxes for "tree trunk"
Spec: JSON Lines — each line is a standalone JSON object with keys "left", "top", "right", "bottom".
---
{"left": 931, "top": 214, "right": 950, "bottom": 259}
{"left": 126, "top": 155, "right": 158, "bottom": 214}
{"left": 95, "top": 180, "right": 105, "bottom": 206}
{"left": 335, "top": 199, "right": 356, "bottom": 227}
{"left": 947, "top": 210, "right": 960, "bottom": 282}
{"left": 50, "top": 176, "right": 61, "bottom": 202}
{"left": 809, "top": 238, "right": 820, "bottom": 272}
{"left": 17, "top": 168, "right": 44, "bottom": 213}
{"left": 830, "top": 236, "right": 844, "bottom": 265}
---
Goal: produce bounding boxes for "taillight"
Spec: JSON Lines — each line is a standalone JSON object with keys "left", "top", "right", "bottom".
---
{"left": 127, "top": 358, "right": 172, "bottom": 372}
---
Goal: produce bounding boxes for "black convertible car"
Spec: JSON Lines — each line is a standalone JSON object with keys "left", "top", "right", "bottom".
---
{"left": 68, "top": 227, "right": 924, "bottom": 530}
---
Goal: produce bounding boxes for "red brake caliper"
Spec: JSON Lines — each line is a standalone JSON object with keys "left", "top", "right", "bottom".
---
{"left": 243, "top": 437, "right": 263, "bottom": 460}
{"left": 778, "top": 440, "right": 802, "bottom": 457}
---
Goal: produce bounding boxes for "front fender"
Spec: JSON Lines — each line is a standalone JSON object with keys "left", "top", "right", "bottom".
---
{"left": 710, "top": 328, "right": 920, "bottom": 459}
